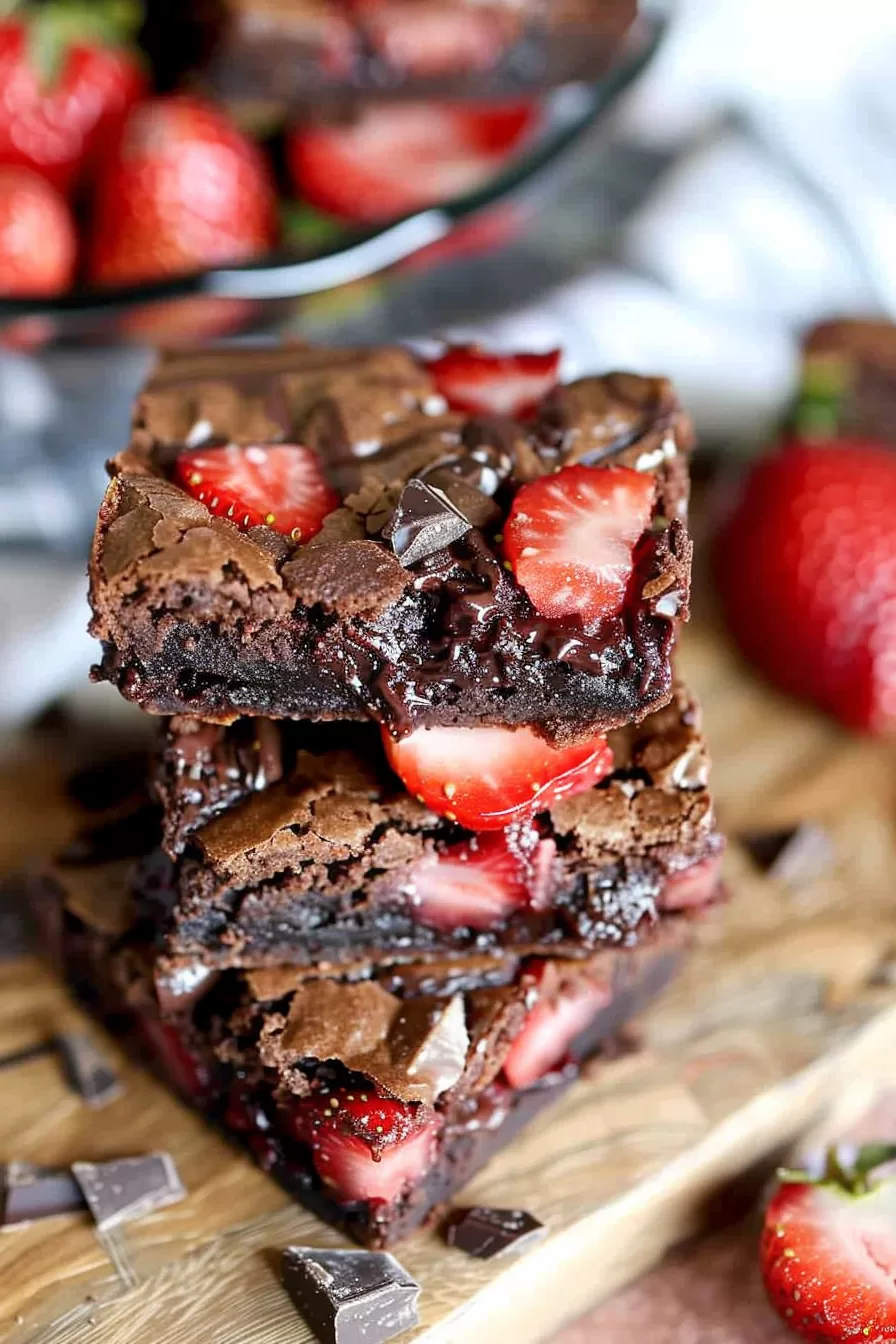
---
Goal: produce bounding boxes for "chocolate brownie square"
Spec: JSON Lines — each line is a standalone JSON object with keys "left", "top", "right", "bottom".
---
{"left": 149, "top": 683, "right": 722, "bottom": 973}
{"left": 89, "top": 343, "right": 693, "bottom": 741}
{"left": 40, "top": 840, "right": 687, "bottom": 1248}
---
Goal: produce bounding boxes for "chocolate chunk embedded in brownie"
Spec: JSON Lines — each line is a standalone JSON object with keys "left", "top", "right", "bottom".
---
{"left": 89, "top": 343, "right": 694, "bottom": 740}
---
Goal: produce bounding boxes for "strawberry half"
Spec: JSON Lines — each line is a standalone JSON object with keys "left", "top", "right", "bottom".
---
{"left": 382, "top": 723, "right": 613, "bottom": 830}
{"left": 502, "top": 961, "right": 611, "bottom": 1090}
{"left": 760, "top": 1144, "right": 896, "bottom": 1342}
{"left": 173, "top": 443, "right": 340, "bottom": 542}
{"left": 425, "top": 345, "right": 560, "bottom": 418}
{"left": 503, "top": 464, "right": 656, "bottom": 626}
{"left": 286, "top": 102, "right": 537, "bottom": 225}
{"left": 403, "top": 831, "right": 557, "bottom": 932}
{"left": 288, "top": 1087, "right": 440, "bottom": 1204}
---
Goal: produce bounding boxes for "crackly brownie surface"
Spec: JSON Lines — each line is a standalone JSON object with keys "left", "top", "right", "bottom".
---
{"left": 150, "top": 684, "right": 722, "bottom": 970}
{"left": 43, "top": 841, "right": 685, "bottom": 1247}
{"left": 89, "top": 343, "right": 694, "bottom": 738}
{"left": 184, "top": 0, "right": 637, "bottom": 104}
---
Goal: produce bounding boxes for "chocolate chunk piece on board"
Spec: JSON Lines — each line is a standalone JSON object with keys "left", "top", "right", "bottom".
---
{"left": 446, "top": 1206, "right": 546, "bottom": 1260}
{"left": 282, "top": 1245, "right": 420, "bottom": 1344}
{"left": 72, "top": 1153, "right": 186, "bottom": 1231}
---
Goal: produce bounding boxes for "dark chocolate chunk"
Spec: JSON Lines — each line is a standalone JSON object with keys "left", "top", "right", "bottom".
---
{"left": 740, "top": 823, "right": 833, "bottom": 886}
{"left": 56, "top": 1032, "right": 123, "bottom": 1109}
{"left": 446, "top": 1206, "right": 546, "bottom": 1260}
{"left": 1, "top": 1162, "right": 86, "bottom": 1226}
{"left": 0, "top": 1040, "right": 55, "bottom": 1071}
{"left": 72, "top": 1153, "right": 186, "bottom": 1231}
{"left": 281, "top": 1246, "right": 420, "bottom": 1344}
{"left": 383, "top": 478, "right": 473, "bottom": 567}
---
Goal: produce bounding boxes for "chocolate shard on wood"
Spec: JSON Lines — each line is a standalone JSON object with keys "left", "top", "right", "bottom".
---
{"left": 740, "top": 823, "right": 833, "bottom": 886}
{"left": 383, "top": 478, "right": 473, "bottom": 567}
{"left": 72, "top": 1153, "right": 185, "bottom": 1231}
{"left": 445, "top": 1206, "right": 546, "bottom": 1260}
{"left": 0, "top": 1162, "right": 86, "bottom": 1227}
{"left": 281, "top": 1245, "right": 420, "bottom": 1344}
{"left": 56, "top": 1031, "right": 123, "bottom": 1109}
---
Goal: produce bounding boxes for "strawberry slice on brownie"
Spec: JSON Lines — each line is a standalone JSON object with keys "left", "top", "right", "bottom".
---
{"left": 425, "top": 344, "right": 561, "bottom": 418}
{"left": 173, "top": 442, "right": 340, "bottom": 543}
{"left": 503, "top": 464, "right": 657, "bottom": 627}
{"left": 502, "top": 962, "right": 612, "bottom": 1089}
{"left": 382, "top": 721, "right": 613, "bottom": 830}
{"left": 287, "top": 1088, "right": 441, "bottom": 1204}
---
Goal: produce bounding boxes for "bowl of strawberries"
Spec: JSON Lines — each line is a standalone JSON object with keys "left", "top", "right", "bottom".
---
{"left": 0, "top": 0, "right": 661, "bottom": 346}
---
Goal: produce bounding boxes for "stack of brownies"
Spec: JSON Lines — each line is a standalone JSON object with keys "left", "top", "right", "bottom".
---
{"left": 40, "top": 340, "right": 723, "bottom": 1248}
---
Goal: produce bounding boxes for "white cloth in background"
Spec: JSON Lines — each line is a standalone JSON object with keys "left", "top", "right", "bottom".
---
{"left": 461, "top": 0, "right": 896, "bottom": 441}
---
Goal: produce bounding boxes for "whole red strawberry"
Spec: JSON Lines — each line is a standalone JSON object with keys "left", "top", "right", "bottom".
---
{"left": 760, "top": 1144, "right": 896, "bottom": 1342}
{"left": 0, "top": 0, "right": 145, "bottom": 196}
{"left": 88, "top": 94, "right": 278, "bottom": 287}
{"left": 0, "top": 165, "right": 76, "bottom": 295}
{"left": 715, "top": 440, "right": 896, "bottom": 735}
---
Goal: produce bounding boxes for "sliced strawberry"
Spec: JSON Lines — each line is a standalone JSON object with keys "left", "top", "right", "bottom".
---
{"left": 353, "top": 0, "right": 513, "bottom": 78}
{"left": 658, "top": 855, "right": 723, "bottom": 912}
{"left": 503, "top": 464, "right": 656, "bottom": 626}
{"left": 286, "top": 102, "right": 537, "bottom": 225}
{"left": 502, "top": 962, "right": 611, "bottom": 1090}
{"left": 761, "top": 1144, "right": 896, "bottom": 1342}
{"left": 382, "top": 723, "right": 613, "bottom": 830}
{"left": 403, "top": 831, "right": 556, "bottom": 932}
{"left": 136, "top": 1014, "right": 210, "bottom": 1102}
{"left": 288, "top": 1087, "right": 439, "bottom": 1204}
{"left": 425, "top": 345, "right": 561, "bottom": 418}
{"left": 173, "top": 442, "right": 340, "bottom": 543}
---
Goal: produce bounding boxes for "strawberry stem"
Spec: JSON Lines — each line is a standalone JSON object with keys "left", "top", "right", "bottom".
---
{"left": 25, "top": 0, "right": 143, "bottom": 86}
{"left": 789, "top": 352, "right": 849, "bottom": 441}
{"left": 779, "top": 1143, "right": 896, "bottom": 1196}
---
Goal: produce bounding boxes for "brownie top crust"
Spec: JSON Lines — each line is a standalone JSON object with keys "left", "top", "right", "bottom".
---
{"left": 89, "top": 342, "right": 694, "bottom": 739}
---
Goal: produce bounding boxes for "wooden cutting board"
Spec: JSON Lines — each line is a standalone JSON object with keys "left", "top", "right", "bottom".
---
{"left": 2, "top": 618, "right": 896, "bottom": 1344}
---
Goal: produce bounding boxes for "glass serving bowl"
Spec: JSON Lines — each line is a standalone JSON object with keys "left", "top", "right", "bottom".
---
{"left": 0, "top": 17, "right": 662, "bottom": 347}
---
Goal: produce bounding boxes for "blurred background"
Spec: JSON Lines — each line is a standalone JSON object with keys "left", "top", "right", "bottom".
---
{"left": 1, "top": 0, "right": 895, "bottom": 730}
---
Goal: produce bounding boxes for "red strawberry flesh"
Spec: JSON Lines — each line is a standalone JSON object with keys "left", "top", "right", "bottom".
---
{"left": 173, "top": 442, "right": 340, "bottom": 542}
{"left": 504, "top": 464, "right": 656, "bottom": 627}
{"left": 426, "top": 345, "right": 560, "bottom": 418}
{"left": 761, "top": 1154, "right": 896, "bottom": 1342}
{"left": 286, "top": 102, "right": 537, "bottom": 225}
{"left": 382, "top": 722, "right": 613, "bottom": 830}
{"left": 288, "top": 1088, "right": 439, "bottom": 1204}
{"left": 403, "top": 831, "right": 556, "bottom": 931}
{"left": 502, "top": 962, "right": 611, "bottom": 1089}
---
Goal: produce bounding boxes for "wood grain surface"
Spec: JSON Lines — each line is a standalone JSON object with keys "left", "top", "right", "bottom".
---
{"left": 2, "top": 619, "right": 896, "bottom": 1344}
